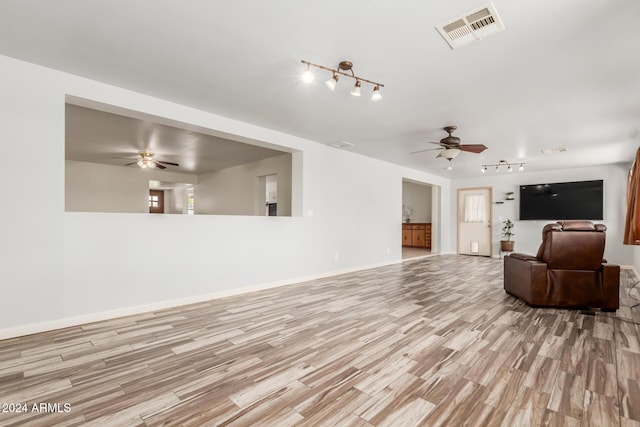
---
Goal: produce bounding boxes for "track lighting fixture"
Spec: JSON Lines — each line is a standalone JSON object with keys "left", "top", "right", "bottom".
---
{"left": 301, "top": 59, "right": 384, "bottom": 101}
{"left": 481, "top": 160, "right": 525, "bottom": 173}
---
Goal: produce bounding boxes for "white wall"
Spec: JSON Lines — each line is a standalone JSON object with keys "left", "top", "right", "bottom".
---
{"left": 402, "top": 180, "right": 432, "bottom": 223}
{"left": 66, "top": 160, "right": 197, "bottom": 213}
{"left": 0, "top": 55, "right": 65, "bottom": 327}
{"left": 0, "top": 55, "right": 452, "bottom": 334}
{"left": 196, "top": 153, "right": 292, "bottom": 216}
{"left": 166, "top": 187, "right": 187, "bottom": 214}
{"left": 451, "top": 164, "right": 633, "bottom": 265}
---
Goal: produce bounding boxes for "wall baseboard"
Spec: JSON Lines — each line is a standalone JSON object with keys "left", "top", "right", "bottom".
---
{"left": 0, "top": 257, "right": 406, "bottom": 340}
{"left": 621, "top": 265, "right": 639, "bottom": 279}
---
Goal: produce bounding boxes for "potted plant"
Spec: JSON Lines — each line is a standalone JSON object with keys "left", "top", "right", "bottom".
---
{"left": 500, "top": 219, "right": 515, "bottom": 252}
{"left": 403, "top": 205, "right": 413, "bottom": 223}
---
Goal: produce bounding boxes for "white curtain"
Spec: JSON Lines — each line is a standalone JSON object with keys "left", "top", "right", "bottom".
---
{"left": 463, "top": 194, "right": 485, "bottom": 223}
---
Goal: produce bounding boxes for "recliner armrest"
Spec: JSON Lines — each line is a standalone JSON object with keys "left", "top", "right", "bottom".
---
{"left": 509, "top": 252, "right": 538, "bottom": 262}
{"left": 600, "top": 263, "right": 620, "bottom": 310}
{"left": 504, "top": 253, "right": 548, "bottom": 305}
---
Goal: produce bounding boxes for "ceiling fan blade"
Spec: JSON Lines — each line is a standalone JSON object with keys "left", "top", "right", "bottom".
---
{"left": 124, "top": 162, "right": 137, "bottom": 166}
{"left": 459, "top": 144, "right": 488, "bottom": 153}
{"left": 155, "top": 162, "right": 167, "bottom": 169}
{"left": 156, "top": 161, "right": 179, "bottom": 166}
{"left": 410, "top": 147, "right": 443, "bottom": 154}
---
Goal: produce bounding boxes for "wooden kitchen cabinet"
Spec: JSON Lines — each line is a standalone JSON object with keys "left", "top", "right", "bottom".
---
{"left": 402, "top": 228, "right": 412, "bottom": 246}
{"left": 402, "top": 223, "right": 431, "bottom": 249}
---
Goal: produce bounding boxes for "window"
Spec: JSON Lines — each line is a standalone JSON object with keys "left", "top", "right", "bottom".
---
{"left": 187, "top": 193, "right": 195, "bottom": 215}
{"left": 463, "top": 194, "right": 485, "bottom": 223}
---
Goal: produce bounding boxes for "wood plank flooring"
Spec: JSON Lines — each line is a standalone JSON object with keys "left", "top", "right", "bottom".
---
{"left": 0, "top": 255, "right": 639, "bottom": 426}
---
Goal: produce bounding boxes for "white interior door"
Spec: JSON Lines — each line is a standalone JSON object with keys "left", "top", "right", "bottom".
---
{"left": 457, "top": 187, "right": 492, "bottom": 256}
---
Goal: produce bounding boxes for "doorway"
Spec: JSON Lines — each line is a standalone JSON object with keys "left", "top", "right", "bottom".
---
{"left": 402, "top": 179, "right": 437, "bottom": 259}
{"left": 457, "top": 187, "right": 492, "bottom": 256}
{"left": 256, "top": 174, "right": 278, "bottom": 216}
{"left": 149, "top": 190, "right": 164, "bottom": 214}
{"left": 149, "top": 181, "right": 194, "bottom": 215}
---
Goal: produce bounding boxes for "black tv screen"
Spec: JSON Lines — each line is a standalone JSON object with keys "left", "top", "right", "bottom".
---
{"left": 519, "top": 180, "right": 603, "bottom": 220}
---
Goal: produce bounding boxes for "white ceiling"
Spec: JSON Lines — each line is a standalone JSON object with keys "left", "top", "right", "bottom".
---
{"left": 2, "top": 0, "right": 639, "bottom": 178}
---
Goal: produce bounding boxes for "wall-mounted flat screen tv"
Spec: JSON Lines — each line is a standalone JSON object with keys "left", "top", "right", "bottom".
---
{"left": 519, "top": 180, "right": 603, "bottom": 220}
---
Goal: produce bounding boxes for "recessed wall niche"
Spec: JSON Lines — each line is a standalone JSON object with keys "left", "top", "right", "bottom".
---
{"left": 64, "top": 102, "right": 294, "bottom": 216}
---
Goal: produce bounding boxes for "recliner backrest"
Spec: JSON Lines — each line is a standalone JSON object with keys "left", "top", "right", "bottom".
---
{"left": 535, "top": 221, "right": 606, "bottom": 270}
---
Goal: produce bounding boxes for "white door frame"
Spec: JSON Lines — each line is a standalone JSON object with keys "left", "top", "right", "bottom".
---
{"left": 401, "top": 178, "right": 440, "bottom": 253}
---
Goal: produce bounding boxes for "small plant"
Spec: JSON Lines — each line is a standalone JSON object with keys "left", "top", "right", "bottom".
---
{"left": 501, "top": 219, "right": 515, "bottom": 241}
{"left": 403, "top": 205, "right": 413, "bottom": 223}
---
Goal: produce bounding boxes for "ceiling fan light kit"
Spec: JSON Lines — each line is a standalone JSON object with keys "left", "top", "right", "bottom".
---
{"left": 124, "top": 151, "right": 180, "bottom": 170}
{"left": 481, "top": 160, "right": 525, "bottom": 173}
{"left": 137, "top": 151, "right": 156, "bottom": 169}
{"left": 301, "top": 59, "right": 384, "bottom": 101}
{"left": 438, "top": 148, "right": 461, "bottom": 160}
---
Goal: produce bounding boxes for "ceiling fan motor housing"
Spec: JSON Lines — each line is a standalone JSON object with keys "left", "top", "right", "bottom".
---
{"left": 441, "top": 135, "right": 461, "bottom": 146}
{"left": 441, "top": 126, "right": 460, "bottom": 146}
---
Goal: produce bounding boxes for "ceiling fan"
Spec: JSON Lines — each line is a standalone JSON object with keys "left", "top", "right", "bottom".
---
{"left": 411, "top": 126, "right": 488, "bottom": 160}
{"left": 122, "top": 151, "right": 180, "bottom": 170}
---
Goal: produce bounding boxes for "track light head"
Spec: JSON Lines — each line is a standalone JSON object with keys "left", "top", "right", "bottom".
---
{"left": 371, "top": 85, "right": 382, "bottom": 101}
{"left": 302, "top": 64, "right": 314, "bottom": 83}
{"left": 325, "top": 73, "right": 339, "bottom": 91}
{"left": 350, "top": 80, "right": 362, "bottom": 97}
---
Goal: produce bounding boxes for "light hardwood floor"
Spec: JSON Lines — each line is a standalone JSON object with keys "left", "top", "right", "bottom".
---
{"left": 0, "top": 255, "right": 639, "bottom": 426}
{"left": 401, "top": 247, "right": 432, "bottom": 260}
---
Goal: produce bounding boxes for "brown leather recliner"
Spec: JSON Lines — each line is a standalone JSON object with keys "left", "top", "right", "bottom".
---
{"left": 504, "top": 221, "right": 620, "bottom": 310}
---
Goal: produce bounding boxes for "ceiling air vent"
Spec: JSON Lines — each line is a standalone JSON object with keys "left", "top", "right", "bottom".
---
{"left": 327, "top": 140, "right": 355, "bottom": 148}
{"left": 436, "top": 2, "right": 505, "bottom": 49}
{"left": 542, "top": 147, "right": 569, "bottom": 154}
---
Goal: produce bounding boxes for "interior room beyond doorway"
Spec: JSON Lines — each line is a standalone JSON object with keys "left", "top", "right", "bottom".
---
{"left": 402, "top": 179, "right": 436, "bottom": 259}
